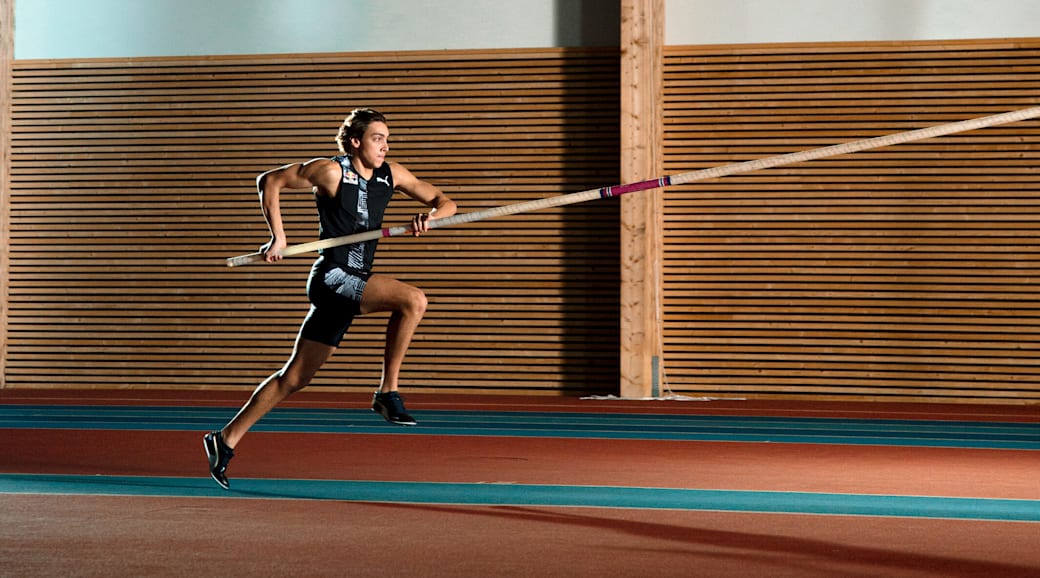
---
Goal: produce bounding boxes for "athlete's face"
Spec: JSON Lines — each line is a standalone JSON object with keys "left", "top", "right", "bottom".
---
{"left": 352, "top": 121, "right": 389, "bottom": 167}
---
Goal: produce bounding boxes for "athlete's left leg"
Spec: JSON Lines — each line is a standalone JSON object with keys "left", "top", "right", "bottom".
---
{"left": 359, "top": 274, "right": 428, "bottom": 394}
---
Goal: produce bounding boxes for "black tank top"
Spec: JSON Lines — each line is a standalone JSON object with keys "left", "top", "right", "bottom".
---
{"left": 315, "top": 156, "right": 395, "bottom": 271}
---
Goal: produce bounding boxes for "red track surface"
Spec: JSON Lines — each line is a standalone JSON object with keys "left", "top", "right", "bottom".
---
{"left": 2, "top": 389, "right": 1038, "bottom": 577}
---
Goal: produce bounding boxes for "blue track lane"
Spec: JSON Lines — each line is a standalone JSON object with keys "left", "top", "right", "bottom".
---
{"left": 1, "top": 474, "right": 1038, "bottom": 522}
{"left": 0, "top": 405, "right": 1038, "bottom": 449}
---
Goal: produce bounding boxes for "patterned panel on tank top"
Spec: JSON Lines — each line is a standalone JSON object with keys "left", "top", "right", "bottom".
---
{"left": 346, "top": 178, "right": 369, "bottom": 270}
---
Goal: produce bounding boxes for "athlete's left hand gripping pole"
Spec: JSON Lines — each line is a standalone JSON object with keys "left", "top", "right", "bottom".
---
{"left": 225, "top": 226, "right": 411, "bottom": 267}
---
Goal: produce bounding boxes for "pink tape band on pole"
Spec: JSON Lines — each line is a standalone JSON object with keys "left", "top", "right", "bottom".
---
{"left": 600, "top": 176, "right": 673, "bottom": 198}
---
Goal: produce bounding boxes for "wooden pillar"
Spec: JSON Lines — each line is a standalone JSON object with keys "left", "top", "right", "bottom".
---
{"left": 619, "top": 0, "right": 664, "bottom": 398}
{"left": 0, "top": 0, "right": 13, "bottom": 388}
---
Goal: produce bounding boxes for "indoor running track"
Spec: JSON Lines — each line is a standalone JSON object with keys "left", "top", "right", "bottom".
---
{"left": 1, "top": 389, "right": 1038, "bottom": 577}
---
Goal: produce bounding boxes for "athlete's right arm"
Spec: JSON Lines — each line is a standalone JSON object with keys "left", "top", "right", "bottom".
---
{"left": 255, "top": 159, "right": 339, "bottom": 262}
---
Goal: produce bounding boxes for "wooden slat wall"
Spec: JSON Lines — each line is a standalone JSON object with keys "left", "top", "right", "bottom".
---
{"left": 5, "top": 48, "right": 621, "bottom": 395}
{"left": 0, "top": 0, "right": 11, "bottom": 390}
{"left": 662, "top": 39, "right": 1040, "bottom": 403}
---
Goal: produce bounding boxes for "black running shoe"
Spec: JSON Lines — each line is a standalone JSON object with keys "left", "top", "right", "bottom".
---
{"left": 203, "top": 431, "right": 234, "bottom": 490}
{"left": 372, "top": 391, "right": 417, "bottom": 426}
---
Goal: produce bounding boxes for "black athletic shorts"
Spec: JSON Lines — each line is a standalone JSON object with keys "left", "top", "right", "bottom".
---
{"left": 300, "top": 257, "right": 371, "bottom": 346}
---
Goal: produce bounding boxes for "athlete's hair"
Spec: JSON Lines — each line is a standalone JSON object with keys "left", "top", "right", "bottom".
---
{"left": 336, "top": 108, "right": 388, "bottom": 155}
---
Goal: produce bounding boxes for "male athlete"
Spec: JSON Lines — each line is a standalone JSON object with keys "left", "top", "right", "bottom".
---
{"left": 204, "top": 108, "right": 456, "bottom": 489}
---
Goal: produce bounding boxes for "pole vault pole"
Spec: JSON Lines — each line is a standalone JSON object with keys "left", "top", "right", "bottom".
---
{"left": 226, "top": 105, "right": 1040, "bottom": 268}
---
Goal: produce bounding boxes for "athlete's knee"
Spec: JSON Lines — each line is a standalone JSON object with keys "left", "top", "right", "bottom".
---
{"left": 405, "top": 287, "right": 428, "bottom": 317}
{"left": 276, "top": 368, "right": 312, "bottom": 395}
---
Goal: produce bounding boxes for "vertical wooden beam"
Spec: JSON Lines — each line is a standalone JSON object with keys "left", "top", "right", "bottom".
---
{"left": 0, "top": 0, "right": 13, "bottom": 389}
{"left": 619, "top": 0, "right": 664, "bottom": 398}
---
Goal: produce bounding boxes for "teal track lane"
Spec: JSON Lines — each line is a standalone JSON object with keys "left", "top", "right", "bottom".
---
{"left": 1, "top": 404, "right": 1038, "bottom": 449}
{"left": 1, "top": 474, "right": 1038, "bottom": 522}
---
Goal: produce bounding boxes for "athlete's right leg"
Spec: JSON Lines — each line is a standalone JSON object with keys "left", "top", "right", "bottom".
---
{"left": 206, "top": 259, "right": 357, "bottom": 488}
{"left": 205, "top": 335, "right": 334, "bottom": 489}
{"left": 220, "top": 336, "right": 335, "bottom": 448}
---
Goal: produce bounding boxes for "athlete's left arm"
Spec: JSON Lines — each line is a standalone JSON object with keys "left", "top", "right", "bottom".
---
{"left": 390, "top": 162, "right": 457, "bottom": 235}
